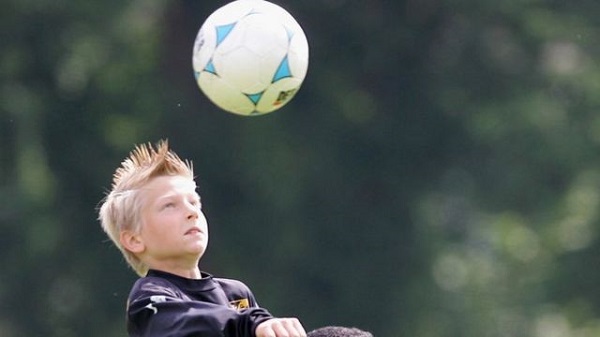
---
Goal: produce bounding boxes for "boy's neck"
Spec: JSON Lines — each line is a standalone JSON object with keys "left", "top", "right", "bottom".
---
{"left": 147, "top": 260, "right": 202, "bottom": 279}
{"left": 165, "top": 267, "right": 202, "bottom": 279}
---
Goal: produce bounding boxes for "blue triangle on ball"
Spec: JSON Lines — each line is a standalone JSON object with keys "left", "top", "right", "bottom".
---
{"left": 246, "top": 92, "right": 263, "bottom": 104}
{"left": 272, "top": 56, "right": 292, "bottom": 82}
{"left": 204, "top": 60, "right": 217, "bottom": 75}
{"left": 215, "top": 23, "right": 236, "bottom": 46}
{"left": 285, "top": 27, "right": 295, "bottom": 41}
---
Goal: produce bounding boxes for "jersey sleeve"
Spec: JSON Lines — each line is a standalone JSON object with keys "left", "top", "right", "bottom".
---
{"left": 126, "top": 278, "right": 273, "bottom": 337}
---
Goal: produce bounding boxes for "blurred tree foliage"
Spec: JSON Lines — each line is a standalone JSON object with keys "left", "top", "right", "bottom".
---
{"left": 1, "top": 0, "right": 599, "bottom": 336}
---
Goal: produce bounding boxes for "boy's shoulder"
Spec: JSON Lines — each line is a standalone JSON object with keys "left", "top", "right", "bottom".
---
{"left": 213, "top": 276, "right": 252, "bottom": 293}
{"left": 129, "top": 272, "right": 185, "bottom": 300}
{"left": 129, "top": 270, "right": 255, "bottom": 300}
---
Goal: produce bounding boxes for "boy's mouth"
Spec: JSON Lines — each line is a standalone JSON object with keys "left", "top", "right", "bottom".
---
{"left": 185, "top": 227, "right": 202, "bottom": 235}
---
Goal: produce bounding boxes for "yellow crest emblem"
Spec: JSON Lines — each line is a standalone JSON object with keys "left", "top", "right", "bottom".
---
{"left": 229, "top": 298, "right": 250, "bottom": 311}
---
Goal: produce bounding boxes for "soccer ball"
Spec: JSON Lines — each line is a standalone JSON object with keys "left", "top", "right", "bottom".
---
{"left": 192, "top": 0, "right": 309, "bottom": 116}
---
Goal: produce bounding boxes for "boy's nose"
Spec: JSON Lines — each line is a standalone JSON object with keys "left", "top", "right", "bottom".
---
{"left": 186, "top": 203, "right": 200, "bottom": 219}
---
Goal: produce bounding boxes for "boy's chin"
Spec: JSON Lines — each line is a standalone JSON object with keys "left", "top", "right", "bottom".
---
{"left": 187, "top": 244, "right": 207, "bottom": 257}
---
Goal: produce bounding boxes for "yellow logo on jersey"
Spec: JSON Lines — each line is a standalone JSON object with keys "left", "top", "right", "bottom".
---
{"left": 229, "top": 298, "right": 250, "bottom": 311}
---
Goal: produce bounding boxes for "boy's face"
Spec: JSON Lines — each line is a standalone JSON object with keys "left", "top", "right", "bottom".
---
{"left": 136, "top": 175, "right": 208, "bottom": 267}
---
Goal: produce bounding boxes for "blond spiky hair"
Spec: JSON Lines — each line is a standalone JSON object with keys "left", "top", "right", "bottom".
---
{"left": 98, "top": 139, "right": 194, "bottom": 276}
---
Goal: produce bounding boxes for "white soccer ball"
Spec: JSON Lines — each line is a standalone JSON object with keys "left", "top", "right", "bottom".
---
{"left": 193, "top": 0, "right": 309, "bottom": 116}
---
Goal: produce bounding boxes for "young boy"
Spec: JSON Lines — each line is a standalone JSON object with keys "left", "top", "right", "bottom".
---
{"left": 98, "top": 140, "right": 306, "bottom": 337}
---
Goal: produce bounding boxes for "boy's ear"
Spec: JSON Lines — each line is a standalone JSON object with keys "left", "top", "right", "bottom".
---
{"left": 120, "top": 230, "right": 145, "bottom": 254}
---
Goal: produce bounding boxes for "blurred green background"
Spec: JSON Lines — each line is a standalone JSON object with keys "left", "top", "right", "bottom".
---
{"left": 2, "top": 0, "right": 600, "bottom": 336}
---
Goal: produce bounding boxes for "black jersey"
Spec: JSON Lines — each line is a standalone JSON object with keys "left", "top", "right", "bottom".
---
{"left": 126, "top": 269, "right": 273, "bottom": 337}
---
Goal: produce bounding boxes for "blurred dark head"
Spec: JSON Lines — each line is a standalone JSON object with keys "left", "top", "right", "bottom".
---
{"left": 307, "top": 326, "right": 373, "bottom": 337}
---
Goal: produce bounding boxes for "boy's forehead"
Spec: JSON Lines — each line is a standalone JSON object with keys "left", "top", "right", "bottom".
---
{"left": 145, "top": 175, "right": 198, "bottom": 192}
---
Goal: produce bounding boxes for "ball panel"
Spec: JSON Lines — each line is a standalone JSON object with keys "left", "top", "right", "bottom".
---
{"left": 288, "top": 29, "right": 309, "bottom": 80}
{"left": 197, "top": 72, "right": 256, "bottom": 115}
{"left": 192, "top": 24, "right": 217, "bottom": 74}
{"left": 256, "top": 77, "right": 303, "bottom": 113}
{"left": 235, "top": 13, "right": 289, "bottom": 53}
{"left": 214, "top": 13, "right": 289, "bottom": 94}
